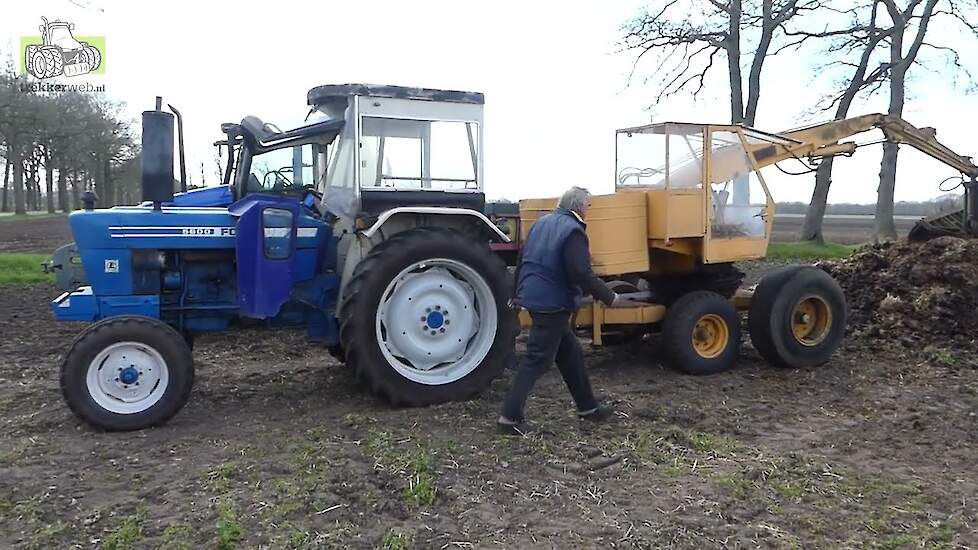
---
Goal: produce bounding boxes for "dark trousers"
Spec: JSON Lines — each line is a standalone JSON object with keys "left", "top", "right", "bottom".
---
{"left": 500, "top": 310, "right": 599, "bottom": 422}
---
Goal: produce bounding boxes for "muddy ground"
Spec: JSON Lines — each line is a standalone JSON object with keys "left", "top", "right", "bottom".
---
{"left": 2, "top": 218, "right": 977, "bottom": 549}
{"left": 0, "top": 215, "right": 73, "bottom": 253}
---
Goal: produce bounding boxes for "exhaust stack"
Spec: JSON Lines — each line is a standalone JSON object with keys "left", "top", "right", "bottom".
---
{"left": 141, "top": 96, "right": 175, "bottom": 209}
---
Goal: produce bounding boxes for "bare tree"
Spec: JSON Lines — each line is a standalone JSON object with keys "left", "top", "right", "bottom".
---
{"left": 795, "top": 1, "right": 893, "bottom": 242}
{"left": 622, "top": 0, "right": 824, "bottom": 125}
{"left": 794, "top": 0, "right": 978, "bottom": 242}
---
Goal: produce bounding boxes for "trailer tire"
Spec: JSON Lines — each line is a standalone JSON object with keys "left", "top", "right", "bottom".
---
{"left": 748, "top": 266, "right": 846, "bottom": 368}
{"left": 339, "top": 227, "right": 516, "bottom": 405}
{"left": 61, "top": 316, "right": 194, "bottom": 431}
{"left": 663, "top": 291, "right": 740, "bottom": 375}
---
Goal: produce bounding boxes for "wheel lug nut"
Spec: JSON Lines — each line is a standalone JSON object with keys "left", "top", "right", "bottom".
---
{"left": 439, "top": 328, "right": 445, "bottom": 333}
{"left": 435, "top": 305, "right": 441, "bottom": 310}
{"left": 445, "top": 320, "right": 451, "bottom": 325}
{"left": 420, "top": 316, "right": 427, "bottom": 321}
{"left": 430, "top": 331, "right": 437, "bottom": 336}
{"left": 426, "top": 308, "right": 431, "bottom": 313}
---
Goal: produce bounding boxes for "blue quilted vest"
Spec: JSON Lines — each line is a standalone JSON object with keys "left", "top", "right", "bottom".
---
{"left": 516, "top": 208, "right": 586, "bottom": 312}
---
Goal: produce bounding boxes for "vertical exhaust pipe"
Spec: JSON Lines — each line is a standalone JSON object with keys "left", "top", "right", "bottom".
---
{"left": 168, "top": 103, "right": 187, "bottom": 192}
{"left": 141, "top": 96, "right": 175, "bottom": 210}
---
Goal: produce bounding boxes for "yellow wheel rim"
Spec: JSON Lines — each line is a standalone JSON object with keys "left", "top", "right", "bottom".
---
{"left": 691, "top": 313, "right": 729, "bottom": 359}
{"left": 791, "top": 296, "right": 832, "bottom": 347}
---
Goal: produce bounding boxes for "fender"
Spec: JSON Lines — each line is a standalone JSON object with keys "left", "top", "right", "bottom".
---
{"left": 362, "top": 207, "right": 510, "bottom": 243}
{"left": 337, "top": 207, "right": 511, "bottom": 315}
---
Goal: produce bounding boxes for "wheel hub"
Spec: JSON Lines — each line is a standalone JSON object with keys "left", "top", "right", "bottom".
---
{"left": 791, "top": 296, "right": 832, "bottom": 347}
{"left": 691, "top": 314, "right": 729, "bottom": 359}
{"left": 425, "top": 309, "right": 445, "bottom": 330}
{"left": 86, "top": 342, "right": 169, "bottom": 415}
{"left": 118, "top": 367, "right": 139, "bottom": 385}
{"left": 376, "top": 259, "right": 498, "bottom": 385}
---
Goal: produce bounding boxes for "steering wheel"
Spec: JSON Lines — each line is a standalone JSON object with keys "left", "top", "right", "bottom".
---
{"left": 262, "top": 170, "right": 294, "bottom": 191}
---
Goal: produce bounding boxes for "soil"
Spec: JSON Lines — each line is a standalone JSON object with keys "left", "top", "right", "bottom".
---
{"left": 2, "top": 225, "right": 977, "bottom": 548}
{"left": 0, "top": 215, "right": 74, "bottom": 254}
{"left": 2, "top": 277, "right": 977, "bottom": 548}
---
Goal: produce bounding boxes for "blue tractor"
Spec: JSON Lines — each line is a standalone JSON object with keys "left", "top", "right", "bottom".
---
{"left": 50, "top": 85, "right": 517, "bottom": 430}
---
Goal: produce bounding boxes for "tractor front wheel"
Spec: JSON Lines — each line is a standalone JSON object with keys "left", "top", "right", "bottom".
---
{"left": 339, "top": 227, "right": 516, "bottom": 405}
{"left": 61, "top": 316, "right": 194, "bottom": 431}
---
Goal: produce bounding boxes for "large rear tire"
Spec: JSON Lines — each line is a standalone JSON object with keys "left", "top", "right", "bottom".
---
{"left": 61, "top": 316, "right": 194, "bottom": 431}
{"left": 748, "top": 266, "right": 846, "bottom": 368}
{"left": 339, "top": 227, "right": 516, "bottom": 405}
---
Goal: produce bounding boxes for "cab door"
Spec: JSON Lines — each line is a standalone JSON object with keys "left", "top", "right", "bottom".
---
{"left": 228, "top": 195, "right": 299, "bottom": 318}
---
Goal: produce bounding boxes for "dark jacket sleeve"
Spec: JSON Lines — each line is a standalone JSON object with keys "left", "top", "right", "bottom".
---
{"left": 563, "top": 231, "right": 616, "bottom": 306}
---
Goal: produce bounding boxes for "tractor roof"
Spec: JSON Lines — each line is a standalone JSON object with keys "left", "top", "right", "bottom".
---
{"left": 307, "top": 84, "right": 484, "bottom": 106}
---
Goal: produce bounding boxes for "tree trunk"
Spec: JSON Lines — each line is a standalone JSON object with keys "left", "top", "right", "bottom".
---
{"left": 44, "top": 157, "right": 55, "bottom": 214}
{"left": 1, "top": 159, "right": 10, "bottom": 213}
{"left": 70, "top": 170, "right": 80, "bottom": 211}
{"left": 13, "top": 152, "right": 26, "bottom": 215}
{"left": 102, "top": 158, "right": 113, "bottom": 207}
{"left": 726, "top": 0, "right": 744, "bottom": 124}
{"left": 57, "top": 166, "right": 69, "bottom": 212}
{"left": 874, "top": 23, "right": 906, "bottom": 243}
{"left": 874, "top": 141, "right": 900, "bottom": 241}
{"left": 801, "top": 157, "right": 835, "bottom": 243}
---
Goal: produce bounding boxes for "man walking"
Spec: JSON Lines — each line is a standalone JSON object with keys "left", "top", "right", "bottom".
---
{"left": 498, "top": 186, "right": 639, "bottom": 434}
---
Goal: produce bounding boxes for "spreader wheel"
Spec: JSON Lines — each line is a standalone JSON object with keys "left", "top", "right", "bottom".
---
{"left": 748, "top": 266, "right": 846, "bottom": 368}
{"left": 662, "top": 290, "right": 741, "bottom": 375}
{"left": 61, "top": 316, "right": 194, "bottom": 431}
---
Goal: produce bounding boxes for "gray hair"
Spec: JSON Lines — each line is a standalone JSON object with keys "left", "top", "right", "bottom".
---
{"left": 558, "top": 186, "right": 591, "bottom": 215}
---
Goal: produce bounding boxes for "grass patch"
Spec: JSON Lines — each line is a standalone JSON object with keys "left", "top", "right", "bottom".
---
{"left": 767, "top": 241, "right": 858, "bottom": 260}
{"left": 365, "top": 430, "right": 438, "bottom": 508}
{"left": 216, "top": 498, "right": 243, "bottom": 550}
{"left": 160, "top": 522, "right": 194, "bottom": 550}
{"left": 0, "top": 253, "right": 53, "bottom": 285}
{"left": 103, "top": 506, "right": 148, "bottom": 550}
{"left": 381, "top": 529, "right": 411, "bottom": 550}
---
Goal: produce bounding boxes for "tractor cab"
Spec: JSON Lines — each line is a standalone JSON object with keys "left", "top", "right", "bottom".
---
{"left": 307, "top": 84, "right": 486, "bottom": 223}
{"left": 221, "top": 84, "right": 485, "bottom": 225}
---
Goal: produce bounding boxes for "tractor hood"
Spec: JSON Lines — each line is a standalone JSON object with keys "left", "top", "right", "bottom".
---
{"left": 138, "top": 185, "right": 233, "bottom": 208}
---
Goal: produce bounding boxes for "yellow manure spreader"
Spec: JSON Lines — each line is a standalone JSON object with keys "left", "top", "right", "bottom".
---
{"left": 515, "top": 115, "right": 978, "bottom": 374}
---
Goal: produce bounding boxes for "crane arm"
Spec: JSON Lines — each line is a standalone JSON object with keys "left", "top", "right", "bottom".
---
{"left": 745, "top": 113, "right": 978, "bottom": 177}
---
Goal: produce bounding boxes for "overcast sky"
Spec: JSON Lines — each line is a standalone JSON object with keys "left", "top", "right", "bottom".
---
{"left": 3, "top": 0, "right": 977, "bottom": 204}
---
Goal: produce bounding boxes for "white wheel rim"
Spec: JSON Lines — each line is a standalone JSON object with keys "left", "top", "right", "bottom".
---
{"left": 376, "top": 258, "right": 498, "bottom": 385}
{"left": 85, "top": 342, "right": 170, "bottom": 414}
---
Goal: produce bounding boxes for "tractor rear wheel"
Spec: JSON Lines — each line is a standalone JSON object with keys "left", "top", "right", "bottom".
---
{"left": 748, "top": 266, "right": 846, "bottom": 368}
{"left": 61, "top": 316, "right": 194, "bottom": 431}
{"left": 339, "top": 227, "right": 516, "bottom": 405}
{"left": 662, "top": 290, "right": 741, "bottom": 375}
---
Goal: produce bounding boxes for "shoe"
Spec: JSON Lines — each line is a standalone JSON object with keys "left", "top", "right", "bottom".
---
{"left": 578, "top": 404, "right": 614, "bottom": 422}
{"left": 496, "top": 416, "right": 529, "bottom": 436}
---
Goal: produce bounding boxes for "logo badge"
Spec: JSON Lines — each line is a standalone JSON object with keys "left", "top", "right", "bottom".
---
{"left": 22, "top": 17, "right": 104, "bottom": 79}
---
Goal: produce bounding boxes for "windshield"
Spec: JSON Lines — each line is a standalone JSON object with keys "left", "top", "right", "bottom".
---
{"left": 616, "top": 127, "right": 705, "bottom": 189}
{"left": 245, "top": 144, "right": 317, "bottom": 195}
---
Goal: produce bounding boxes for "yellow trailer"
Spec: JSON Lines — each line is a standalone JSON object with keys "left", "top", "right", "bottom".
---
{"left": 513, "top": 115, "right": 978, "bottom": 375}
